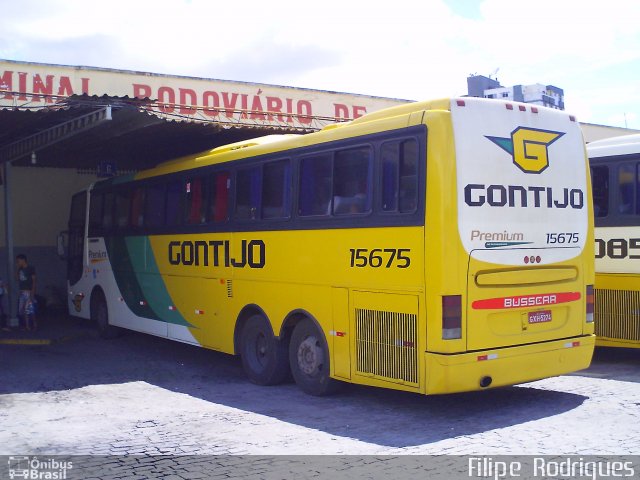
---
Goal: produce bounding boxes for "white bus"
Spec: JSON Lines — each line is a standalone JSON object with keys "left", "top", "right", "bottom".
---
{"left": 589, "top": 133, "right": 640, "bottom": 348}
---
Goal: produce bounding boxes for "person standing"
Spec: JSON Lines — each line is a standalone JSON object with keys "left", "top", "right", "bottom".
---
{"left": 16, "top": 254, "right": 37, "bottom": 331}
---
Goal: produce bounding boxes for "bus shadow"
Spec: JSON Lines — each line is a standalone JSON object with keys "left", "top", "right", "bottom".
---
{"left": 569, "top": 346, "right": 640, "bottom": 384}
{"left": 1, "top": 325, "right": 589, "bottom": 449}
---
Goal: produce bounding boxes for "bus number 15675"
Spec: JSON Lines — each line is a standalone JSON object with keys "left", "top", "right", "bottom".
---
{"left": 349, "top": 248, "right": 411, "bottom": 268}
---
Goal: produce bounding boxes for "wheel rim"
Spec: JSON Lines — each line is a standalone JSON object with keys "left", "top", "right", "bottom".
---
{"left": 254, "top": 332, "right": 268, "bottom": 368}
{"left": 297, "top": 335, "right": 324, "bottom": 376}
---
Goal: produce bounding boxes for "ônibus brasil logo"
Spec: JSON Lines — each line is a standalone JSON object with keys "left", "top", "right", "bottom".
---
{"left": 486, "top": 127, "right": 565, "bottom": 174}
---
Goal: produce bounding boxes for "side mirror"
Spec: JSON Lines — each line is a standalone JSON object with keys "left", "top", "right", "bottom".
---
{"left": 57, "top": 231, "right": 68, "bottom": 259}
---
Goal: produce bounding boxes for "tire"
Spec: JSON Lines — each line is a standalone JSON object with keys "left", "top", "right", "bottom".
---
{"left": 289, "top": 318, "right": 339, "bottom": 396}
{"left": 240, "top": 314, "right": 290, "bottom": 386}
{"left": 91, "top": 290, "right": 119, "bottom": 339}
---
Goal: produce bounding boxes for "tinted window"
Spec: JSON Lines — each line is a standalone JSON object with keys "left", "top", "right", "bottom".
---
{"left": 262, "top": 160, "right": 290, "bottom": 219}
{"left": 69, "top": 192, "right": 86, "bottom": 227}
{"left": 618, "top": 163, "right": 636, "bottom": 215}
{"left": 381, "top": 139, "right": 419, "bottom": 213}
{"left": 210, "top": 171, "right": 230, "bottom": 223}
{"left": 590, "top": 165, "right": 609, "bottom": 217}
{"left": 145, "top": 183, "right": 166, "bottom": 228}
{"left": 88, "top": 192, "right": 103, "bottom": 235}
{"left": 299, "top": 154, "right": 332, "bottom": 216}
{"left": 166, "top": 179, "right": 182, "bottom": 226}
{"left": 333, "top": 147, "right": 372, "bottom": 215}
{"left": 103, "top": 192, "right": 115, "bottom": 230}
{"left": 236, "top": 166, "right": 261, "bottom": 220}
{"left": 130, "top": 187, "right": 145, "bottom": 227}
{"left": 185, "top": 177, "right": 208, "bottom": 225}
{"left": 115, "top": 190, "right": 130, "bottom": 228}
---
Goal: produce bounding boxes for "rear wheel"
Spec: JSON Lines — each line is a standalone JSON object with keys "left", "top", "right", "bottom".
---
{"left": 240, "top": 314, "right": 289, "bottom": 385}
{"left": 91, "top": 290, "right": 119, "bottom": 339}
{"left": 289, "top": 318, "right": 339, "bottom": 396}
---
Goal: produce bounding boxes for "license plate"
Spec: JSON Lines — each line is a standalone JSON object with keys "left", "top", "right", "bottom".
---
{"left": 528, "top": 310, "right": 552, "bottom": 324}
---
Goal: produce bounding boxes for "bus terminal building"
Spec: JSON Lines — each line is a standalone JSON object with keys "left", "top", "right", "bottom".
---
{"left": 0, "top": 59, "right": 637, "bottom": 317}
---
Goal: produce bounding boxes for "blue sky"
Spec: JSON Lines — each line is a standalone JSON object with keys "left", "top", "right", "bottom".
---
{"left": 1, "top": 0, "right": 638, "bottom": 129}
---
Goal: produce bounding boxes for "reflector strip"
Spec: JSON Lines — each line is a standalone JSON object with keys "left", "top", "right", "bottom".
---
{"left": 330, "top": 330, "right": 346, "bottom": 337}
{"left": 139, "top": 300, "right": 147, "bottom": 306}
{"left": 472, "top": 292, "right": 581, "bottom": 310}
{"left": 456, "top": 99, "right": 466, "bottom": 106}
{"left": 564, "top": 341, "right": 581, "bottom": 348}
{"left": 477, "top": 353, "right": 498, "bottom": 361}
{"left": 195, "top": 309, "right": 205, "bottom": 315}
{"left": 168, "top": 306, "right": 177, "bottom": 311}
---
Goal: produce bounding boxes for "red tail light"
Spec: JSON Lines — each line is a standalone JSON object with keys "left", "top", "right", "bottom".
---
{"left": 442, "top": 295, "right": 462, "bottom": 339}
{"left": 586, "top": 285, "right": 594, "bottom": 323}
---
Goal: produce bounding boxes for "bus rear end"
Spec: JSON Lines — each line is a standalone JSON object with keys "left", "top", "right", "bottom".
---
{"left": 424, "top": 98, "right": 595, "bottom": 394}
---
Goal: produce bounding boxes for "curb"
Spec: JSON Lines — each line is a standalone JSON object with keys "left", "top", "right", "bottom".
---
{"left": 0, "top": 332, "right": 92, "bottom": 346}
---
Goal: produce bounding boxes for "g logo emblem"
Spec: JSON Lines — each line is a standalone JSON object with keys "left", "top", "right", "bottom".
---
{"left": 486, "top": 127, "right": 564, "bottom": 174}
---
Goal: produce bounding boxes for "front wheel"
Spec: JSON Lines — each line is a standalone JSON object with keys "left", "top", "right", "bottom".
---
{"left": 289, "top": 318, "right": 339, "bottom": 396}
{"left": 91, "top": 291, "right": 119, "bottom": 339}
{"left": 240, "top": 314, "right": 290, "bottom": 386}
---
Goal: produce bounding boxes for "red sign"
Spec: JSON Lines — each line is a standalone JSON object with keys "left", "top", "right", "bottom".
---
{"left": 472, "top": 292, "right": 581, "bottom": 310}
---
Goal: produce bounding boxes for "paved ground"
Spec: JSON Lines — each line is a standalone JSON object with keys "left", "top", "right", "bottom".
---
{"left": 1, "top": 315, "right": 639, "bottom": 462}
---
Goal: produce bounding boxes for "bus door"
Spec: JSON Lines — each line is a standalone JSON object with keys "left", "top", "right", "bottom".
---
{"left": 68, "top": 191, "right": 87, "bottom": 287}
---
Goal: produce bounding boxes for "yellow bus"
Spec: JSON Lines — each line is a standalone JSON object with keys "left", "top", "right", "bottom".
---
{"left": 65, "top": 97, "right": 595, "bottom": 395}
{"left": 589, "top": 134, "right": 640, "bottom": 348}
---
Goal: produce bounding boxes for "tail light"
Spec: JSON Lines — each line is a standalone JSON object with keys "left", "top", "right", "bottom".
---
{"left": 586, "top": 285, "right": 594, "bottom": 323}
{"left": 442, "top": 295, "right": 462, "bottom": 339}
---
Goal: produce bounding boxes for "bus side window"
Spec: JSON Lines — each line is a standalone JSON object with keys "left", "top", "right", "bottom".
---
{"left": 618, "top": 163, "right": 635, "bottom": 215}
{"left": 236, "top": 166, "right": 261, "bottom": 220}
{"left": 166, "top": 179, "right": 183, "bottom": 226}
{"left": 115, "top": 189, "right": 130, "bottom": 229}
{"left": 102, "top": 192, "right": 115, "bottom": 231}
{"left": 333, "top": 147, "right": 372, "bottom": 215}
{"left": 299, "top": 154, "right": 332, "bottom": 216}
{"left": 185, "top": 176, "right": 208, "bottom": 225}
{"left": 210, "top": 171, "right": 230, "bottom": 223}
{"left": 263, "top": 160, "right": 290, "bottom": 219}
{"left": 130, "top": 187, "right": 145, "bottom": 228}
{"left": 89, "top": 192, "right": 104, "bottom": 237}
{"left": 381, "top": 139, "right": 418, "bottom": 213}
{"left": 144, "top": 183, "right": 166, "bottom": 228}
{"left": 590, "top": 165, "right": 609, "bottom": 217}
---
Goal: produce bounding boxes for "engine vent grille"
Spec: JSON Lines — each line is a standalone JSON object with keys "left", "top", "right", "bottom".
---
{"left": 594, "top": 289, "right": 640, "bottom": 341}
{"left": 355, "top": 308, "right": 418, "bottom": 385}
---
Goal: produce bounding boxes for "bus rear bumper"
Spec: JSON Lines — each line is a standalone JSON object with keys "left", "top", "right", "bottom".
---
{"left": 424, "top": 334, "right": 595, "bottom": 395}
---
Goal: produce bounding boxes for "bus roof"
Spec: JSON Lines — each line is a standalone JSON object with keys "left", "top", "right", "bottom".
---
{"left": 587, "top": 133, "right": 640, "bottom": 158}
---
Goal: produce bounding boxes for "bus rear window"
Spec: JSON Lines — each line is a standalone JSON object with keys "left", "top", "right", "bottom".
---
{"left": 381, "top": 139, "right": 418, "bottom": 213}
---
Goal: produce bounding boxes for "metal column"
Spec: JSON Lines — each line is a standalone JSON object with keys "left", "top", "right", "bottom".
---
{"left": 3, "top": 161, "right": 16, "bottom": 324}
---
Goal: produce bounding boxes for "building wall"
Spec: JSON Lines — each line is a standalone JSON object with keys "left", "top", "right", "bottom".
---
{"left": 580, "top": 123, "right": 640, "bottom": 143}
{"left": 0, "top": 167, "right": 96, "bottom": 307}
